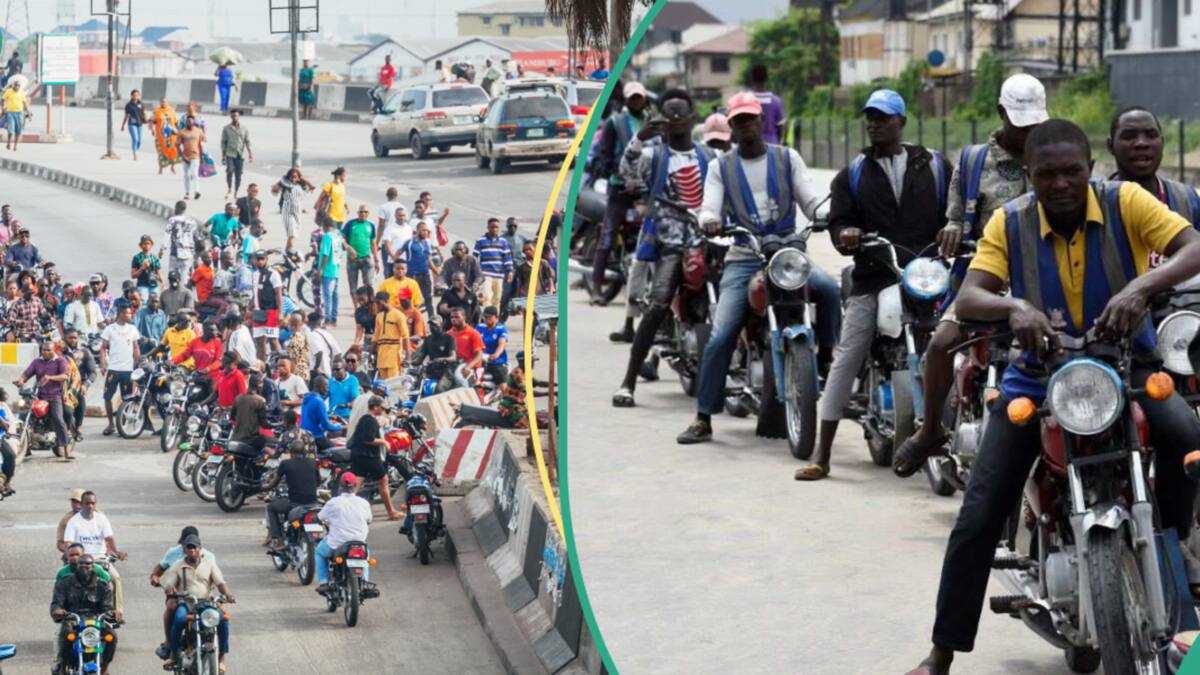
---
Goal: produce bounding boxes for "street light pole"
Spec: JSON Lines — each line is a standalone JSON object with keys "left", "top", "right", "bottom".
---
{"left": 290, "top": 1, "right": 299, "bottom": 167}
{"left": 101, "top": 0, "right": 118, "bottom": 158}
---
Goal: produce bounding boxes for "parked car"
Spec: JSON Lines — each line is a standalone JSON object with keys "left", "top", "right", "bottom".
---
{"left": 498, "top": 77, "right": 604, "bottom": 127}
{"left": 475, "top": 91, "right": 575, "bottom": 175}
{"left": 371, "top": 83, "right": 490, "bottom": 159}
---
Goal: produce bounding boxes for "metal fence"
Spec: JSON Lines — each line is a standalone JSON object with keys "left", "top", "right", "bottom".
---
{"left": 790, "top": 117, "right": 1200, "bottom": 183}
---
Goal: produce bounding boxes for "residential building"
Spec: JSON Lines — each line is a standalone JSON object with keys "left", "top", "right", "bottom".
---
{"left": 683, "top": 26, "right": 751, "bottom": 100}
{"left": 346, "top": 36, "right": 574, "bottom": 85}
{"left": 630, "top": 22, "right": 729, "bottom": 80}
{"left": 1111, "top": 0, "right": 1200, "bottom": 49}
{"left": 1106, "top": 0, "right": 1200, "bottom": 119}
{"left": 638, "top": 1, "right": 724, "bottom": 52}
{"left": 457, "top": 0, "right": 565, "bottom": 38}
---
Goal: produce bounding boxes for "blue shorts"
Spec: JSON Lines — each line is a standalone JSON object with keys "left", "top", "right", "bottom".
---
{"left": 5, "top": 112, "right": 22, "bottom": 136}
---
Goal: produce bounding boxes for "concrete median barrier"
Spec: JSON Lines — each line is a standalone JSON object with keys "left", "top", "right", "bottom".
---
{"left": 446, "top": 430, "right": 602, "bottom": 674}
{"left": 316, "top": 83, "right": 345, "bottom": 112}
{"left": 140, "top": 77, "right": 167, "bottom": 102}
{"left": 413, "top": 387, "right": 481, "bottom": 435}
{"left": 264, "top": 82, "right": 292, "bottom": 109}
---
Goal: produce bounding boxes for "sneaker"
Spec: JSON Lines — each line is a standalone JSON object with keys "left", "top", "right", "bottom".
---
{"left": 676, "top": 420, "right": 712, "bottom": 444}
{"left": 154, "top": 643, "right": 171, "bottom": 660}
{"left": 609, "top": 327, "right": 634, "bottom": 343}
{"left": 73, "top": 431, "right": 82, "bottom": 442}
{"left": 611, "top": 387, "right": 635, "bottom": 408}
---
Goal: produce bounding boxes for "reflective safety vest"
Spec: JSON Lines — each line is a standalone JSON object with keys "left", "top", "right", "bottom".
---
{"left": 1162, "top": 176, "right": 1200, "bottom": 228}
{"left": 635, "top": 141, "right": 712, "bottom": 261}
{"left": 718, "top": 144, "right": 795, "bottom": 239}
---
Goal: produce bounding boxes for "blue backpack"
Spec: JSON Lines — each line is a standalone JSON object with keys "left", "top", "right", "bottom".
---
{"left": 847, "top": 148, "right": 948, "bottom": 214}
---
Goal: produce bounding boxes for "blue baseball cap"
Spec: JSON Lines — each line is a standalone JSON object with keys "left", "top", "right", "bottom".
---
{"left": 862, "top": 89, "right": 906, "bottom": 117}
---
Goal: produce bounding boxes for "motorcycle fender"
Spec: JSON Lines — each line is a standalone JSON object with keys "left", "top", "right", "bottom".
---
{"left": 774, "top": 325, "right": 816, "bottom": 401}
{"left": 876, "top": 284, "right": 903, "bottom": 339}
{"left": 1078, "top": 503, "right": 1132, "bottom": 537}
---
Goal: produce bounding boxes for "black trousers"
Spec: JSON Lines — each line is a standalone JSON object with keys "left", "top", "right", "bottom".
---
{"left": 225, "top": 156, "right": 244, "bottom": 192}
{"left": 621, "top": 254, "right": 683, "bottom": 391}
{"left": 1, "top": 438, "right": 14, "bottom": 481}
{"left": 48, "top": 398, "right": 70, "bottom": 449}
{"left": 591, "top": 189, "right": 636, "bottom": 292}
{"left": 267, "top": 497, "right": 292, "bottom": 538}
{"left": 932, "top": 370, "right": 1200, "bottom": 652}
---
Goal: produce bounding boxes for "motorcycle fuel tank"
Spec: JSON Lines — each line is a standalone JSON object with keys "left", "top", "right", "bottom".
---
{"left": 876, "top": 284, "right": 903, "bottom": 338}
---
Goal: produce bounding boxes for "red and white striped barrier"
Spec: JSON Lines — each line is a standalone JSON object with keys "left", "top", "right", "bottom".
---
{"left": 434, "top": 428, "right": 500, "bottom": 484}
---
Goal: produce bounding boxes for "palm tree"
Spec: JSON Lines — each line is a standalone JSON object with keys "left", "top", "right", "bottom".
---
{"left": 545, "top": 0, "right": 647, "bottom": 68}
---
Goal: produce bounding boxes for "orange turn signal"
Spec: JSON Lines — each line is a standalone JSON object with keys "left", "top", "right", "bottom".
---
{"left": 1007, "top": 397, "right": 1037, "bottom": 425}
{"left": 104, "top": 634, "right": 113, "bottom": 643}
{"left": 334, "top": 556, "right": 344, "bottom": 564}
{"left": 368, "top": 557, "right": 377, "bottom": 567}
{"left": 290, "top": 520, "right": 300, "bottom": 528}
{"left": 66, "top": 633, "right": 76, "bottom": 641}
{"left": 1145, "top": 372, "right": 1175, "bottom": 401}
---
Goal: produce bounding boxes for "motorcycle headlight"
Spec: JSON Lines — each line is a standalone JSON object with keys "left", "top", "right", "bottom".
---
{"left": 199, "top": 607, "right": 221, "bottom": 628}
{"left": 80, "top": 626, "right": 101, "bottom": 648}
{"left": 901, "top": 257, "right": 951, "bottom": 300}
{"left": 186, "top": 416, "right": 202, "bottom": 433}
{"left": 1047, "top": 359, "right": 1124, "bottom": 436}
{"left": 1156, "top": 310, "right": 1200, "bottom": 376}
{"left": 170, "top": 380, "right": 187, "bottom": 397}
{"left": 765, "top": 248, "right": 812, "bottom": 291}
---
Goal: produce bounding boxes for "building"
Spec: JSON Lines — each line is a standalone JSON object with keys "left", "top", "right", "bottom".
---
{"left": 835, "top": 0, "right": 914, "bottom": 85}
{"left": 1106, "top": 1, "right": 1200, "bottom": 118}
{"left": 137, "top": 26, "right": 193, "bottom": 50}
{"left": 346, "top": 35, "right": 576, "bottom": 85}
{"left": 456, "top": 0, "right": 566, "bottom": 38}
{"left": 638, "top": 1, "right": 724, "bottom": 52}
{"left": 683, "top": 26, "right": 751, "bottom": 100}
{"left": 630, "top": 23, "right": 729, "bottom": 80}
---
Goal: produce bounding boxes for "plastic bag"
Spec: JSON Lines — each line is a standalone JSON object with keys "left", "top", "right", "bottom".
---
{"left": 198, "top": 153, "right": 217, "bottom": 178}
{"left": 436, "top": 221, "right": 449, "bottom": 247}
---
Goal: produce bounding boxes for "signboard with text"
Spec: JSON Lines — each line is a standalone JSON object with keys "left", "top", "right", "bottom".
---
{"left": 40, "top": 34, "right": 80, "bottom": 86}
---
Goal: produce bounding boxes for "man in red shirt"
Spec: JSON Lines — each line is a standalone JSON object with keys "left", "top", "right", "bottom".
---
{"left": 190, "top": 255, "right": 214, "bottom": 303}
{"left": 172, "top": 321, "right": 223, "bottom": 374}
{"left": 372, "top": 54, "right": 397, "bottom": 113}
{"left": 446, "top": 307, "right": 483, "bottom": 369}
{"left": 211, "top": 351, "right": 248, "bottom": 409}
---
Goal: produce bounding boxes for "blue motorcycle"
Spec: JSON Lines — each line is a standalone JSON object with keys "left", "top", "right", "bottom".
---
{"left": 400, "top": 454, "right": 445, "bottom": 565}
{"left": 56, "top": 611, "right": 117, "bottom": 675}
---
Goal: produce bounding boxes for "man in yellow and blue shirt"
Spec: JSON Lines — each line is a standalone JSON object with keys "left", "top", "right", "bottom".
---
{"left": 906, "top": 119, "right": 1200, "bottom": 675}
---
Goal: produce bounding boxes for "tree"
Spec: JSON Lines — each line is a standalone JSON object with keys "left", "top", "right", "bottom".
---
{"left": 545, "top": 0, "right": 654, "bottom": 66}
{"left": 743, "top": 9, "right": 839, "bottom": 117}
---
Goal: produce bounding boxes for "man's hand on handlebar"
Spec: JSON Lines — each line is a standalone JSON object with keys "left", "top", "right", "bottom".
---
{"left": 936, "top": 224, "right": 963, "bottom": 259}
{"left": 700, "top": 216, "right": 722, "bottom": 237}
{"left": 837, "top": 227, "right": 862, "bottom": 253}
{"left": 1096, "top": 284, "right": 1151, "bottom": 339}
{"left": 1008, "top": 300, "right": 1059, "bottom": 355}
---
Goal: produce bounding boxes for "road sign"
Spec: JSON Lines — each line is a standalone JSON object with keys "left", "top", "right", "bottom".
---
{"left": 927, "top": 49, "right": 945, "bottom": 68}
{"left": 40, "top": 34, "right": 80, "bottom": 86}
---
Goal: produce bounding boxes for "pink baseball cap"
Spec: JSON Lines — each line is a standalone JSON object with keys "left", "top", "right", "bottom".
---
{"left": 702, "top": 113, "right": 731, "bottom": 142}
{"left": 725, "top": 91, "right": 762, "bottom": 120}
{"left": 339, "top": 471, "right": 359, "bottom": 487}
{"left": 623, "top": 81, "right": 648, "bottom": 100}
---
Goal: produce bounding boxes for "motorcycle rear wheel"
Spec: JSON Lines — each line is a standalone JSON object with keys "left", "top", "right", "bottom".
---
{"left": 214, "top": 463, "right": 247, "bottom": 513}
{"left": 1086, "top": 527, "right": 1159, "bottom": 675}
{"left": 192, "top": 459, "right": 218, "bottom": 502}
{"left": 343, "top": 574, "right": 360, "bottom": 627}
{"left": 877, "top": 369, "right": 915, "bottom": 467}
{"left": 415, "top": 523, "right": 431, "bottom": 565}
{"left": 172, "top": 448, "right": 199, "bottom": 492}
{"left": 115, "top": 400, "right": 145, "bottom": 439}
{"left": 297, "top": 538, "right": 315, "bottom": 585}
{"left": 923, "top": 457, "right": 957, "bottom": 497}
{"left": 784, "top": 347, "right": 818, "bottom": 460}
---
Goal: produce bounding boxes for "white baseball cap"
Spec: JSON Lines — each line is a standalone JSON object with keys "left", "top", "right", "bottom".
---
{"left": 998, "top": 74, "right": 1049, "bottom": 128}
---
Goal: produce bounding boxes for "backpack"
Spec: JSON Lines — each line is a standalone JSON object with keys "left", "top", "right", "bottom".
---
{"left": 847, "top": 148, "right": 947, "bottom": 215}
{"left": 957, "top": 143, "right": 991, "bottom": 232}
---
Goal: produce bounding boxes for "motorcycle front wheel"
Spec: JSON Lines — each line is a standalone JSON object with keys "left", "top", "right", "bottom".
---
{"left": 1086, "top": 527, "right": 1160, "bottom": 675}
{"left": 160, "top": 414, "right": 182, "bottom": 453}
{"left": 783, "top": 347, "right": 818, "bottom": 460}
{"left": 115, "top": 400, "right": 145, "bottom": 439}
{"left": 201, "top": 647, "right": 219, "bottom": 675}
{"left": 270, "top": 549, "right": 288, "bottom": 572}
{"left": 192, "top": 458, "right": 219, "bottom": 502}
{"left": 343, "top": 574, "right": 360, "bottom": 627}
{"left": 172, "top": 448, "right": 200, "bottom": 492}
{"left": 214, "top": 463, "right": 247, "bottom": 513}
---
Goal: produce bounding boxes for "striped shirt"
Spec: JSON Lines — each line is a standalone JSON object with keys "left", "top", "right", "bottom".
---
{"left": 473, "top": 234, "right": 513, "bottom": 278}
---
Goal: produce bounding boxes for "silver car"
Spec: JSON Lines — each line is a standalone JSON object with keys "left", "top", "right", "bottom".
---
{"left": 371, "top": 83, "right": 490, "bottom": 159}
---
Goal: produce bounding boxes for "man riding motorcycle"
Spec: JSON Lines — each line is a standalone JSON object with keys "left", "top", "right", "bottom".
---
{"left": 63, "top": 328, "right": 99, "bottom": 443}
{"left": 893, "top": 74, "right": 1046, "bottom": 475}
{"left": 1107, "top": 106, "right": 1200, "bottom": 240}
{"left": 314, "top": 471, "right": 379, "bottom": 598}
{"left": 610, "top": 88, "right": 713, "bottom": 407}
{"left": 51, "top": 552, "right": 116, "bottom": 675}
{"left": 149, "top": 526, "right": 215, "bottom": 661}
{"left": 266, "top": 432, "right": 321, "bottom": 550}
{"left": 675, "top": 90, "right": 834, "bottom": 444}
{"left": 61, "top": 490, "right": 126, "bottom": 622}
{"left": 159, "top": 534, "right": 235, "bottom": 672}
{"left": 906, "top": 119, "right": 1200, "bottom": 675}
{"left": 795, "top": 89, "right": 949, "bottom": 480}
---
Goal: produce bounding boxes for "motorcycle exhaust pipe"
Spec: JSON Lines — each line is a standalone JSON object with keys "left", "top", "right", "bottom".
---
{"left": 568, "top": 259, "right": 621, "bottom": 281}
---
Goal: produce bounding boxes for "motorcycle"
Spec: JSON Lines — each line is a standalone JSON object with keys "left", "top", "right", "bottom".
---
{"left": 266, "top": 486, "right": 323, "bottom": 586}
{"left": 187, "top": 409, "right": 233, "bottom": 503}
{"left": 115, "top": 354, "right": 174, "bottom": 439}
{"left": 55, "top": 611, "right": 118, "bottom": 675}
{"left": 159, "top": 370, "right": 206, "bottom": 453}
{"left": 322, "top": 540, "right": 376, "bottom": 627}
{"left": 935, "top": 320, "right": 1009, "bottom": 497}
{"left": 166, "top": 593, "right": 225, "bottom": 675}
{"left": 989, "top": 327, "right": 1186, "bottom": 674}
{"left": 568, "top": 175, "right": 642, "bottom": 304}
{"left": 402, "top": 450, "right": 445, "bottom": 565}
{"left": 12, "top": 381, "right": 64, "bottom": 457}
{"left": 850, "top": 236, "right": 952, "bottom": 467}
{"left": 214, "top": 438, "right": 281, "bottom": 513}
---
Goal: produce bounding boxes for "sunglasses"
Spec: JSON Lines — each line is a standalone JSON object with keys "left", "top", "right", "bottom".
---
{"left": 345, "top": 358, "right": 358, "bottom": 364}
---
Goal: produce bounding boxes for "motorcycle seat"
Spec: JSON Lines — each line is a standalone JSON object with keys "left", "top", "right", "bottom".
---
{"left": 322, "top": 447, "right": 352, "bottom": 464}
{"left": 226, "top": 440, "right": 260, "bottom": 458}
{"left": 336, "top": 540, "right": 368, "bottom": 556}
{"left": 286, "top": 503, "right": 321, "bottom": 521}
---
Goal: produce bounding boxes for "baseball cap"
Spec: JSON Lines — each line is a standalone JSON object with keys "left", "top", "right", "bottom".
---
{"left": 725, "top": 91, "right": 762, "bottom": 120}
{"left": 623, "top": 81, "right": 648, "bottom": 100}
{"left": 181, "top": 533, "right": 202, "bottom": 548}
{"left": 70, "top": 488, "right": 85, "bottom": 502}
{"left": 339, "top": 471, "right": 359, "bottom": 487}
{"left": 998, "top": 74, "right": 1049, "bottom": 128}
{"left": 701, "top": 113, "right": 731, "bottom": 143}
{"left": 862, "top": 89, "right": 906, "bottom": 117}
{"left": 178, "top": 525, "right": 199, "bottom": 544}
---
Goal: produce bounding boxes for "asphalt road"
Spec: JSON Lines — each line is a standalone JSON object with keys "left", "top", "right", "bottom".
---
{"left": 564, "top": 171, "right": 1078, "bottom": 674}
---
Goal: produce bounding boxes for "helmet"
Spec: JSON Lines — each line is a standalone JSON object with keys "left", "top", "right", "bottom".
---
{"left": 384, "top": 430, "right": 412, "bottom": 452}
{"left": 407, "top": 413, "right": 427, "bottom": 434}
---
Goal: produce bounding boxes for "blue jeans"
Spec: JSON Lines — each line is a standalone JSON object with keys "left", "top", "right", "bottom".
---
{"left": 320, "top": 275, "right": 339, "bottom": 323}
{"left": 128, "top": 123, "right": 142, "bottom": 152}
{"left": 218, "top": 85, "right": 232, "bottom": 112}
{"left": 316, "top": 538, "right": 370, "bottom": 584}
{"left": 169, "top": 602, "right": 229, "bottom": 655}
{"left": 694, "top": 259, "right": 841, "bottom": 416}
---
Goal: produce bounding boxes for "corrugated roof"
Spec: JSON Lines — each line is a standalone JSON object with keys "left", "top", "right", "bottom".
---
{"left": 652, "top": 2, "right": 723, "bottom": 30}
{"left": 458, "top": 0, "right": 547, "bottom": 16}
{"left": 139, "top": 26, "right": 188, "bottom": 43}
{"left": 683, "top": 26, "right": 749, "bottom": 55}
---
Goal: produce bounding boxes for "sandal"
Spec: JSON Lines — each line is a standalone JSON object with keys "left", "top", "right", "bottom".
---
{"left": 794, "top": 463, "right": 829, "bottom": 481}
{"left": 892, "top": 432, "right": 951, "bottom": 478}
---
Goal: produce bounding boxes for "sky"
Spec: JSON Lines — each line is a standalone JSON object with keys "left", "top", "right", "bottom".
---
{"left": 22, "top": 0, "right": 789, "bottom": 41}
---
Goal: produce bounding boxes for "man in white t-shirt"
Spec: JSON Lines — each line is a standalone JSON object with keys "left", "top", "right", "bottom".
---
{"left": 100, "top": 305, "right": 142, "bottom": 436}
{"left": 63, "top": 286, "right": 104, "bottom": 336}
{"left": 304, "top": 311, "right": 341, "bottom": 378}
{"left": 275, "top": 357, "right": 308, "bottom": 408}
{"left": 62, "top": 490, "right": 127, "bottom": 619}
{"left": 223, "top": 313, "right": 257, "bottom": 366}
{"left": 164, "top": 201, "right": 201, "bottom": 277}
{"left": 315, "top": 472, "right": 375, "bottom": 596}
{"left": 377, "top": 204, "right": 412, "bottom": 279}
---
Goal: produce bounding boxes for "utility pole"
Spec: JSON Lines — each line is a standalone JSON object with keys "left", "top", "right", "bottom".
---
{"left": 1057, "top": 0, "right": 1066, "bottom": 72}
{"left": 289, "top": 1, "right": 299, "bottom": 167}
{"left": 1072, "top": 0, "right": 1081, "bottom": 72}
{"left": 270, "top": 0, "right": 317, "bottom": 168}
{"left": 963, "top": 0, "right": 973, "bottom": 85}
{"left": 99, "top": 0, "right": 119, "bottom": 159}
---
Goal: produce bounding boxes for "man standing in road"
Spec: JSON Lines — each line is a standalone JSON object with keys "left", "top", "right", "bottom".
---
{"left": 343, "top": 204, "right": 378, "bottom": 291}
{"left": 378, "top": 204, "right": 412, "bottom": 279}
{"left": 500, "top": 217, "right": 527, "bottom": 320}
{"left": 15, "top": 340, "right": 71, "bottom": 458}
{"left": 63, "top": 329, "right": 98, "bottom": 442}
{"left": 590, "top": 81, "right": 649, "bottom": 303}
{"left": 317, "top": 217, "right": 346, "bottom": 327}
{"left": 134, "top": 293, "right": 167, "bottom": 349}
{"left": 447, "top": 307, "right": 484, "bottom": 374}
{"left": 62, "top": 286, "right": 103, "bottom": 337}
{"left": 674, "top": 90, "right": 833, "bottom": 446}
{"left": 159, "top": 271, "right": 193, "bottom": 317}
{"left": 100, "top": 305, "right": 141, "bottom": 436}
{"left": 164, "top": 201, "right": 200, "bottom": 277}
{"left": 316, "top": 167, "right": 349, "bottom": 230}
{"left": 62, "top": 490, "right": 127, "bottom": 622}
{"left": 2, "top": 80, "right": 27, "bottom": 151}
{"left": 442, "top": 240, "right": 482, "bottom": 293}
{"left": 474, "top": 218, "right": 513, "bottom": 312}
{"left": 404, "top": 222, "right": 438, "bottom": 319}
{"left": 176, "top": 115, "right": 206, "bottom": 201}
{"left": 748, "top": 65, "right": 785, "bottom": 146}
{"left": 235, "top": 183, "right": 263, "bottom": 231}
{"left": 372, "top": 54, "right": 396, "bottom": 113}
{"left": 223, "top": 109, "right": 254, "bottom": 197}
{"left": 251, "top": 250, "right": 284, "bottom": 358}
{"left": 372, "top": 291, "right": 408, "bottom": 379}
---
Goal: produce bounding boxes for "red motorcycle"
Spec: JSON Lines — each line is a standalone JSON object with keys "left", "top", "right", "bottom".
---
{"left": 13, "top": 381, "right": 62, "bottom": 457}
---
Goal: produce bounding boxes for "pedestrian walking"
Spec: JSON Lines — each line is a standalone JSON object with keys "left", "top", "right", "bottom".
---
{"left": 164, "top": 200, "right": 201, "bottom": 277}
{"left": 342, "top": 205, "right": 377, "bottom": 291}
{"left": 748, "top": 64, "right": 785, "bottom": 146}
{"left": 221, "top": 109, "right": 253, "bottom": 199}
{"left": 2, "top": 80, "right": 28, "bottom": 151}
{"left": 500, "top": 217, "right": 527, "bottom": 320}
{"left": 120, "top": 89, "right": 147, "bottom": 160}
{"left": 316, "top": 218, "right": 346, "bottom": 327}
{"left": 236, "top": 183, "right": 263, "bottom": 231}
{"left": 131, "top": 235, "right": 163, "bottom": 302}
{"left": 152, "top": 98, "right": 180, "bottom": 175}
{"left": 473, "top": 218, "right": 513, "bottom": 312}
{"left": 298, "top": 59, "right": 316, "bottom": 119}
{"left": 271, "top": 167, "right": 316, "bottom": 252}
{"left": 176, "top": 115, "right": 206, "bottom": 201}
{"left": 403, "top": 222, "right": 439, "bottom": 320}
{"left": 316, "top": 167, "right": 349, "bottom": 230}
{"left": 2, "top": 50, "right": 21, "bottom": 88}
{"left": 215, "top": 61, "right": 237, "bottom": 113}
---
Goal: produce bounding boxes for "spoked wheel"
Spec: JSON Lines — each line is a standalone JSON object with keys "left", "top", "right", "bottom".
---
{"left": 116, "top": 400, "right": 145, "bottom": 439}
{"left": 214, "top": 463, "right": 246, "bottom": 512}
{"left": 160, "top": 415, "right": 182, "bottom": 453}
{"left": 192, "top": 458, "right": 219, "bottom": 502}
{"left": 295, "top": 275, "right": 316, "bottom": 309}
{"left": 271, "top": 550, "right": 288, "bottom": 572}
{"left": 297, "top": 538, "right": 315, "bottom": 585}
{"left": 343, "top": 575, "right": 361, "bottom": 627}
{"left": 172, "top": 448, "right": 200, "bottom": 492}
{"left": 1086, "top": 527, "right": 1162, "bottom": 675}
{"left": 414, "top": 523, "right": 430, "bottom": 565}
{"left": 784, "top": 347, "right": 818, "bottom": 460}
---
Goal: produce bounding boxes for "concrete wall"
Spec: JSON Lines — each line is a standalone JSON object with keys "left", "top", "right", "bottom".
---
{"left": 1109, "top": 48, "right": 1200, "bottom": 119}
{"left": 457, "top": 14, "right": 565, "bottom": 39}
